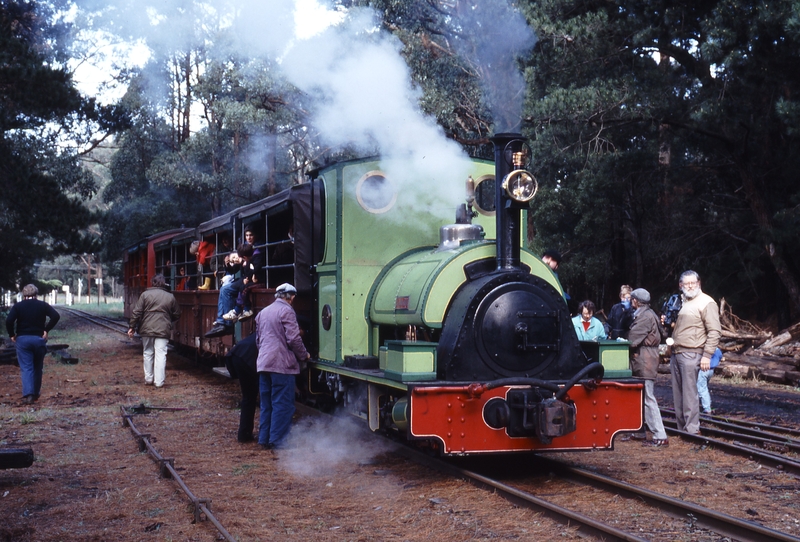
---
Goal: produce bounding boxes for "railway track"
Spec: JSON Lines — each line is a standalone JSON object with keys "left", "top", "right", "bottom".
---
{"left": 302, "top": 398, "right": 798, "bottom": 542}
{"left": 660, "top": 408, "right": 800, "bottom": 476}
{"left": 62, "top": 317, "right": 800, "bottom": 540}
{"left": 422, "top": 449, "right": 800, "bottom": 542}
{"left": 58, "top": 306, "right": 130, "bottom": 335}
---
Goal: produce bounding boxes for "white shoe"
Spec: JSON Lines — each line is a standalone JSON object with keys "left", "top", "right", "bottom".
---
{"left": 238, "top": 309, "right": 254, "bottom": 321}
{"left": 222, "top": 309, "right": 239, "bottom": 321}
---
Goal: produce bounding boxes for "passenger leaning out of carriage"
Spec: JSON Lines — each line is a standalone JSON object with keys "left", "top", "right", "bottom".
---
{"left": 205, "top": 243, "right": 256, "bottom": 338}
{"left": 606, "top": 284, "right": 635, "bottom": 340}
{"left": 189, "top": 239, "right": 215, "bottom": 290}
{"left": 222, "top": 229, "right": 265, "bottom": 323}
{"left": 572, "top": 300, "right": 607, "bottom": 341}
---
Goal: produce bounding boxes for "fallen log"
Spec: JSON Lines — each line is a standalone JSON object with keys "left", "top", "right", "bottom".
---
{"left": 0, "top": 448, "right": 34, "bottom": 469}
{"left": 0, "top": 344, "right": 71, "bottom": 365}
{"left": 720, "top": 329, "right": 772, "bottom": 341}
{"left": 758, "top": 331, "right": 793, "bottom": 350}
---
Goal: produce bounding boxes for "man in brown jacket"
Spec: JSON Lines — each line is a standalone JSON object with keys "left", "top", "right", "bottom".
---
{"left": 627, "top": 288, "right": 668, "bottom": 447}
{"left": 128, "top": 274, "right": 181, "bottom": 388}
{"left": 669, "top": 270, "right": 721, "bottom": 435}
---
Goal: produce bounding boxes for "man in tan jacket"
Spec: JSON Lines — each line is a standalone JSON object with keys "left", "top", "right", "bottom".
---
{"left": 669, "top": 270, "right": 721, "bottom": 435}
{"left": 128, "top": 274, "right": 181, "bottom": 388}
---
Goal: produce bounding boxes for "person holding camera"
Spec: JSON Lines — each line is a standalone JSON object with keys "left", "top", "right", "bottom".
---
{"left": 606, "top": 285, "right": 634, "bottom": 340}
{"left": 665, "top": 270, "right": 721, "bottom": 436}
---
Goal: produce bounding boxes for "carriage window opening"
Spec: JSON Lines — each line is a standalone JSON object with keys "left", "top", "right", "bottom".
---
{"left": 266, "top": 210, "right": 295, "bottom": 288}
{"left": 473, "top": 175, "right": 496, "bottom": 216}
{"left": 356, "top": 171, "right": 396, "bottom": 214}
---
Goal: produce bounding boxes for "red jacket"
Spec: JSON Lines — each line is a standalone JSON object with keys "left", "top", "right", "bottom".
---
{"left": 196, "top": 242, "right": 215, "bottom": 266}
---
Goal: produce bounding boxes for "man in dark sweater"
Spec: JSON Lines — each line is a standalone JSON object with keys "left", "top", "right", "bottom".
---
{"left": 5, "top": 284, "right": 60, "bottom": 404}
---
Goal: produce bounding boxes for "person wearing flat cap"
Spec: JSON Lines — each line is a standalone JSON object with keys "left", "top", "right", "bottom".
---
{"left": 626, "top": 288, "right": 669, "bottom": 447}
{"left": 254, "top": 283, "right": 311, "bottom": 450}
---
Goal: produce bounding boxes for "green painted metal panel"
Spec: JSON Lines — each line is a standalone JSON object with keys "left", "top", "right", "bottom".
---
{"left": 313, "top": 156, "right": 499, "bottom": 363}
{"left": 369, "top": 243, "right": 566, "bottom": 330}
{"left": 317, "top": 272, "right": 338, "bottom": 362}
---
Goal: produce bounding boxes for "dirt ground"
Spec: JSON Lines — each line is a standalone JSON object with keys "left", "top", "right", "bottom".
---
{"left": 1, "top": 312, "right": 800, "bottom": 541}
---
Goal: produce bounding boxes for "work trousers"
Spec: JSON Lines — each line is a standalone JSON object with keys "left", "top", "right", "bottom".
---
{"left": 141, "top": 336, "right": 168, "bottom": 386}
{"left": 671, "top": 351, "right": 702, "bottom": 434}
{"left": 231, "top": 356, "right": 259, "bottom": 442}
{"left": 258, "top": 372, "right": 296, "bottom": 448}
{"left": 16, "top": 335, "right": 47, "bottom": 398}
{"left": 643, "top": 380, "right": 667, "bottom": 440}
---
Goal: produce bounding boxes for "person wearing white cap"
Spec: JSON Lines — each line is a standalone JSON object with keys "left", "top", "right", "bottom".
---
{"left": 254, "top": 283, "right": 311, "bottom": 449}
{"left": 627, "top": 288, "right": 669, "bottom": 447}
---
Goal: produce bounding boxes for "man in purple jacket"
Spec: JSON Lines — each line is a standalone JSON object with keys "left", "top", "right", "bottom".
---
{"left": 254, "top": 283, "right": 310, "bottom": 450}
{"left": 5, "top": 284, "right": 60, "bottom": 404}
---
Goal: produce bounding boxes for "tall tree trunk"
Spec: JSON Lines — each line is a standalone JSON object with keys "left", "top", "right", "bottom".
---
{"left": 181, "top": 52, "right": 192, "bottom": 143}
{"left": 739, "top": 167, "right": 800, "bottom": 314}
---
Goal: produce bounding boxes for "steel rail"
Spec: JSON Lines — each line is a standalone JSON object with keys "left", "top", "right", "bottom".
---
{"left": 119, "top": 405, "right": 236, "bottom": 542}
{"left": 662, "top": 417, "right": 800, "bottom": 453}
{"left": 388, "top": 445, "right": 648, "bottom": 541}
{"left": 536, "top": 456, "right": 800, "bottom": 542}
{"left": 293, "top": 405, "right": 648, "bottom": 541}
{"left": 60, "top": 307, "right": 130, "bottom": 336}
{"left": 662, "top": 407, "right": 800, "bottom": 440}
{"left": 664, "top": 425, "right": 800, "bottom": 477}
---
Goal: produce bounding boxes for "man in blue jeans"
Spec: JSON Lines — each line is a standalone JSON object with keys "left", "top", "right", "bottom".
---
{"left": 254, "top": 283, "right": 310, "bottom": 450}
{"left": 5, "top": 284, "right": 60, "bottom": 404}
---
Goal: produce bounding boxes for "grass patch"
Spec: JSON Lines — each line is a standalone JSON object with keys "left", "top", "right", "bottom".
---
{"left": 60, "top": 301, "right": 124, "bottom": 319}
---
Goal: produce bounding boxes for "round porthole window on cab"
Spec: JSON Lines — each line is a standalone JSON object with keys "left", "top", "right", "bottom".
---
{"left": 473, "top": 174, "right": 496, "bottom": 216}
{"left": 356, "top": 171, "right": 396, "bottom": 214}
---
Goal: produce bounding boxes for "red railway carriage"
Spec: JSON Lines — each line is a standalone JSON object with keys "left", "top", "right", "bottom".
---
{"left": 123, "top": 183, "right": 323, "bottom": 359}
{"left": 122, "top": 228, "right": 191, "bottom": 320}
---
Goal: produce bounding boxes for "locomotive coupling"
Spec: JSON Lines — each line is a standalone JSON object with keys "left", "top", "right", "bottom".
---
{"left": 483, "top": 391, "right": 577, "bottom": 444}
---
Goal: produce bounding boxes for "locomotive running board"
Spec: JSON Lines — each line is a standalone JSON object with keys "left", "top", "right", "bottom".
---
{"left": 408, "top": 381, "right": 644, "bottom": 455}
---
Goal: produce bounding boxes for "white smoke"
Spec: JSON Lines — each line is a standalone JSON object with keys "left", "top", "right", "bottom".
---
{"left": 231, "top": 4, "right": 472, "bottom": 211}
{"left": 276, "top": 414, "right": 395, "bottom": 477}
{"left": 446, "top": 1, "right": 537, "bottom": 133}
{"left": 76, "top": 0, "right": 534, "bottom": 211}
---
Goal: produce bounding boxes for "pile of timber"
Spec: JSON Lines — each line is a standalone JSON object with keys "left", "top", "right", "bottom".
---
{"left": 657, "top": 299, "right": 800, "bottom": 386}
{"left": 0, "top": 339, "right": 72, "bottom": 365}
{"left": 715, "top": 299, "right": 799, "bottom": 386}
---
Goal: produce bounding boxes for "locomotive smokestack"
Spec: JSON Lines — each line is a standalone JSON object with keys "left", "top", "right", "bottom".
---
{"left": 491, "top": 133, "right": 524, "bottom": 270}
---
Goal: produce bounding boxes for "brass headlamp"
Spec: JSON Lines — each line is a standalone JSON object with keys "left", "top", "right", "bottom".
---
{"left": 502, "top": 151, "right": 537, "bottom": 203}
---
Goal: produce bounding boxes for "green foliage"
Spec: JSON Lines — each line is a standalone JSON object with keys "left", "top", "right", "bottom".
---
{"left": 0, "top": 0, "right": 118, "bottom": 290}
{"left": 519, "top": 0, "right": 800, "bottom": 319}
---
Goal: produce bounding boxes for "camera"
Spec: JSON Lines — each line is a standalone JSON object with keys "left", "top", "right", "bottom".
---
{"left": 661, "top": 293, "right": 682, "bottom": 327}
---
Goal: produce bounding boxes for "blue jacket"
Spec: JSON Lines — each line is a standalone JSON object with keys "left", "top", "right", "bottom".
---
{"left": 572, "top": 315, "right": 607, "bottom": 341}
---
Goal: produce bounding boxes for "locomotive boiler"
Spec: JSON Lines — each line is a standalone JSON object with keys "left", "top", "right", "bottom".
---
{"left": 123, "top": 133, "right": 644, "bottom": 455}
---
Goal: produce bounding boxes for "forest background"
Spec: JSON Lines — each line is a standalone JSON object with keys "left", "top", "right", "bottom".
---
{"left": 2, "top": 0, "right": 800, "bottom": 327}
